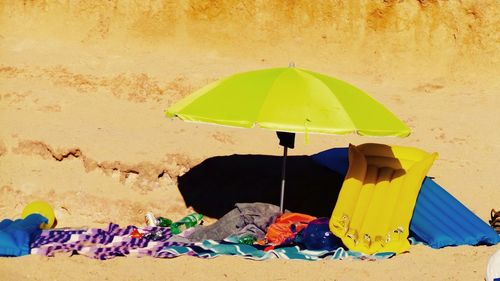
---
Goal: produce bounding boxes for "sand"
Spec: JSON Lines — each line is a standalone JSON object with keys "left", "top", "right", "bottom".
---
{"left": 0, "top": 1, "right": 499, "bottom": 280}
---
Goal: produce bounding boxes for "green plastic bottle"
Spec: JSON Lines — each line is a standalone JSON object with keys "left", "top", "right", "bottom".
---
{"left": 170, "top": 213, "right": 204, "bottom": 235}
{"left": 157, "top": 217, "right": 172, "bottom": 227}
{"left": 238, "top": 234, "right": 256, "bottom": 245}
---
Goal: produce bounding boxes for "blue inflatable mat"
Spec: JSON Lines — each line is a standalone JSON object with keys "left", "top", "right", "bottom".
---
{"left": 312, "top": 147, "right": 500, "bottom": 248}
{"left": 410, "top": 177, "right": 499, "bottom": 248}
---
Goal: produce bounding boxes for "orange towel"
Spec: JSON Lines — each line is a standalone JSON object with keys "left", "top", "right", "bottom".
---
{"left": 265, "top": 213, "right": 316, "bottom": 245}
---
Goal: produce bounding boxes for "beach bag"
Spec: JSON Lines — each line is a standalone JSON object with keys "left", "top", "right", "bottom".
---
{"left": 265, "top": 213, "right": 316, "bottom": 245}
{"left": 300, "top": 217, "right": 343, "bottom": 251}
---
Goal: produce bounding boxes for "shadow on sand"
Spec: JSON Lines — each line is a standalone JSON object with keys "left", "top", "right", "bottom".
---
{"left": 177, "top": 154, "right": 343, "bottom": 218}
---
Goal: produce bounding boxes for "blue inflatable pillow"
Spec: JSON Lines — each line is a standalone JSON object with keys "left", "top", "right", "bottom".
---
{"left": 0, "top": 214, "right": 47, "bottom": 257}
{"left": 310, "top": 147, "right": 349, "bottom": 177}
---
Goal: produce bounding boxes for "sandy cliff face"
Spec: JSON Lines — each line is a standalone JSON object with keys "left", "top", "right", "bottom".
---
{"left": 1, "top": 1, "right": 498, "bottom": 76}
{"left": 0, "top": 0, "right": 499, "bottom": 227}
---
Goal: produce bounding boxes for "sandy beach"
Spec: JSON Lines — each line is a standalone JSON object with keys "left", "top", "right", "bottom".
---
{"left": 1, "top": 1, "right": 499, "bottom": 280}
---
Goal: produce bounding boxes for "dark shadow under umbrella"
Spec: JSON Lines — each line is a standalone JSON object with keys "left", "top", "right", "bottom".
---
{"left": 177, "top": 153, "right": 344, "bottom": 218}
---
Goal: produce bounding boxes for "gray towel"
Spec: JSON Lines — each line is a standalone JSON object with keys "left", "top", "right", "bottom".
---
{"left": 186, "top": 202, "right": 281, "bottom": 242}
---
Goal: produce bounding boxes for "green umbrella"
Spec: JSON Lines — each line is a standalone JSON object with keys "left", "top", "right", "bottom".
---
{"left": 166, "top": 66, "right": 410, "bottom": 212}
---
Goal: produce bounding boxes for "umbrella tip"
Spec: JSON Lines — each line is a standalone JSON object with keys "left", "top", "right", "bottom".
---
{"left": 288, "top": 61, "right": 295, "bottom": 68}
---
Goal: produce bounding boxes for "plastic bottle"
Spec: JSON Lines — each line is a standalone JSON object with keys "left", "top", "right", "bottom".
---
{"left": 158, "top": 217, "right": 173, "bottom": 227}
{"left": 170, "top": 213, "right": 204, "bottom": 235}
{"left": 238, "top": 234, "right": 256, "bottom": 245}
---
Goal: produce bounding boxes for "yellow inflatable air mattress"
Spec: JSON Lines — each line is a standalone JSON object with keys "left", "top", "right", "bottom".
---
{"left": 329, "top": 143, "right": 437, "bottom": 254}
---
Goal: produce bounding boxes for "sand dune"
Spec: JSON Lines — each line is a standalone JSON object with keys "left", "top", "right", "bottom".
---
{"left": 0, "top": 1, "right": 499, "bottom": 280}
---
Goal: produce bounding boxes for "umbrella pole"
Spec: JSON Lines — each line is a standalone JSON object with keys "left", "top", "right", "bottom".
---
{"left": 280, "top": 146, "right": 288, "bottom": 213}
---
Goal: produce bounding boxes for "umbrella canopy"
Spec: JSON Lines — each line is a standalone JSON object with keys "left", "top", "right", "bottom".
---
{"left": 166, "top": 67, "right": 411, "bottom": 137}
{"left": 166, "top": 67, "right": 411, "bottom": 213}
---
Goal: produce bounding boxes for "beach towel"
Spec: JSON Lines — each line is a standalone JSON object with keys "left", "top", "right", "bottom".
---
{"left": 187, "top": 202, "right": 280, "bottom": 242}
{"left": 31, "top": 223, "right": 395, "bottom": 261}
{"left": 158, "top": 237, "right": 394, "bottom": 261}
{"left": 265, "top": 213, "right": 316, "bottom": 246}
{"left": 31, "top": 223, "right": 188, "bottom": 260}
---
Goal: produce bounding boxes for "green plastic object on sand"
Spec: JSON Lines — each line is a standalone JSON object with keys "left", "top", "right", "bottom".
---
{"left": 238, "top": 234, "right": 257, "bottom": 245}
{"left": 170, "top": 213, "right": 204, "bottom": 235}
{"left": 158, "top": 217, "right": 172, "bottom": 227}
